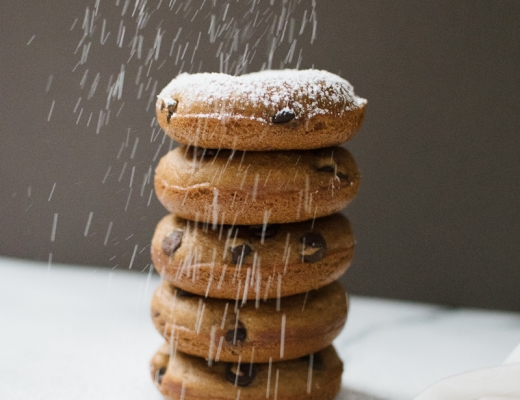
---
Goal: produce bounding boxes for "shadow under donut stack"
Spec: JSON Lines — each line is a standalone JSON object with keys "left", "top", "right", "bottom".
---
{"left": 149, "top": 70, "right": 366, "bottom": 400}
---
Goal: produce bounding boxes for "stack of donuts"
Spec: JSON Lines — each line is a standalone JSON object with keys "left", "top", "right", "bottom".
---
{"left": 149, "top": 70, "right": 366, "bottom": 400}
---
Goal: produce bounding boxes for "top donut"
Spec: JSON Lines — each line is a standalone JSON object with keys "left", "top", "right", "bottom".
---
{"left": 156, "top": 69, "right": 367, "bottom": 151}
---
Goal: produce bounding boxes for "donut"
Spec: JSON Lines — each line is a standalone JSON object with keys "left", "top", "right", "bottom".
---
{"left": 156, "top": 69, "right": 367, "bottom": 151}
{"left": 151, "top": 214, "right": 355, "bottom": 300}
{"left": 151, "top": 280, "right": 348, "bottom": 363}
{"left": 151, "top": 213, "right": 355, "bottom": 300}
{"left": 154, "top": 146, "right": 360, "bottom": 225}
{"left": 150, "top": 342, "right": 343, "bottom": 400}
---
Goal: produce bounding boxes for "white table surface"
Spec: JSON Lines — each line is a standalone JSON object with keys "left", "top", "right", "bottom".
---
{"left": 1, "top": 256, "right": 519, "bottom": 400}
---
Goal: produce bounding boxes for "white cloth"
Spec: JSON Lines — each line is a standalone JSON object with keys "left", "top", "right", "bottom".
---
{"left": 504, "top": 343, "right": 520, "bottom": 364}
{"left": 414, "top": 344, "right": 520, "bottom": 400}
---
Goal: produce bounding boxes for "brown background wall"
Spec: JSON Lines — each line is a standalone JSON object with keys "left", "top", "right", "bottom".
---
{"left": 1, "top": 1, "right": 519, "bottom": 311}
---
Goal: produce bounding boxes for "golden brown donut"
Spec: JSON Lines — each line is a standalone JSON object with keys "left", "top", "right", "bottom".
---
{"left": 151, "top": 280, "right": 348, "bottom": 363}
{"left": 150, "top": 342, "right": 343, "bottom": 400}
{"left": 154, "top": 146, "right": 360, "bottom": 225}
{"left": 151, "top": 213, "right": 355, "bottom": 300}
{"left": 156, "top": 69, "right": 367, "bottom": 151}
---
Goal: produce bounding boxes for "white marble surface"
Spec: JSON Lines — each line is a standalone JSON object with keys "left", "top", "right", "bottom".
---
{"left": 1, "top": 256, "right": 519, "bottom": 400}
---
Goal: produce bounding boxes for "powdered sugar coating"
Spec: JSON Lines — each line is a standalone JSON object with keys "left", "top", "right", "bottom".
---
{"left": 157, "top": 69, "right": 367, "bottom": 123}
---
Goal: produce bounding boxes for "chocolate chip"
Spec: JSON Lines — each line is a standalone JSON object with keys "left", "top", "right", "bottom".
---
{"left": 315, "top": 149, "right": 339, "bottom": 174}
{"left": 162, "top": 231, "right": 183, "bottom": 256}
{"left": 156, "top": 366, "right": 167, "bottom": 385}
{"left": 337, "top": 171, "right": 350, "bottom": 181}
{"left": 317, "top": 161, "right": 351, "bottom": 182}
{"left": 272, "top": 109, "right": 296, "bottom": 124}
{"left": 300, "top": 353, "right": 324, "bottom": 370}
{"left": 300, "top": 232, "right": 327, "bottom": 263}
{"left": 225, "top": 363, "right": 256, "bottom": 387}
{"left": 231, "top": 244, "right": 252, "bottom": 264}
{"left": 248, "top": 224, "right": 278, "bottom": 239}
{"left": 176, "top": 288, "right": 197, "bottom": 298}
{"left": 316, "top": 165, "right": 335, "bottom": 173}
{"left": 225, "top": 324, "right": 247, "bottom": 345}
{"left": 300, "top": 232, "right": 327, "bottom": 248}
{"left": 165, "top": 100, "right": 178, "bottom": 123}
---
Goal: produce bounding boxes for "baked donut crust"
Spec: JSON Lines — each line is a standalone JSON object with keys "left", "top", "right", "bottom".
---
{"left": 154, "top": 146, "right": 360, "bottom": 225}
{"left": 156, "top": 69, "right": 367, "bottom": 151}
{"left": 150, "top": 342, "right": 343, "bottom": 400}
{"left": 151, "top": 213, "right": 355, "bottom": 300}
{"left": 151, "top": 280, "right": 348, "bottom": 363}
